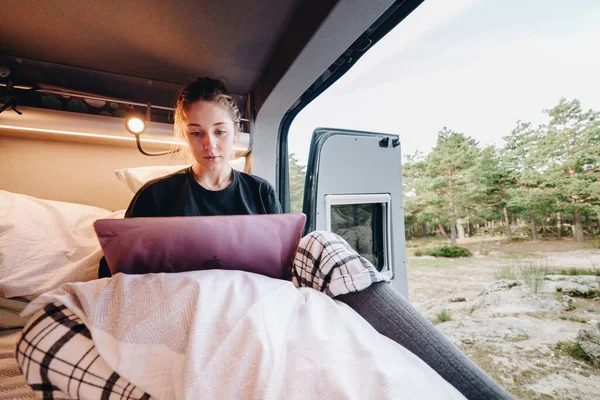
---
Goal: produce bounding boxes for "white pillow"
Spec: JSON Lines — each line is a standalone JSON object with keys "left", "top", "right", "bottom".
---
{"left": 114, "top": 165, "right": 190, "bottom": 194}
{"left": 114, "top": 158, "right": 246, "bottom": 194}
{"left": 0, "top": 191, "right": 125, "bottom": 299}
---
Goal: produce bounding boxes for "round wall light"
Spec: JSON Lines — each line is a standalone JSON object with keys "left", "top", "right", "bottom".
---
{"left": 125, "top": 116, "right": 146, "bottom": 135}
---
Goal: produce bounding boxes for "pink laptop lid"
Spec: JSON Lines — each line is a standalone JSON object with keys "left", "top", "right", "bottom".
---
{"left": 93, "top": 213, "right": 306, "bottom": 280}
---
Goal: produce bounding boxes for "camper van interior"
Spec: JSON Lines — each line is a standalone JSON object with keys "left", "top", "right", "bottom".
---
{"left": 0, "top": 1, "right": 515, "bottom": 399}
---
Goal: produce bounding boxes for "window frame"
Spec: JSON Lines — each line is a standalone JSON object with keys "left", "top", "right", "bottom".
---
{"left": 325, "top": 193, "right": 393, "bottom": 274}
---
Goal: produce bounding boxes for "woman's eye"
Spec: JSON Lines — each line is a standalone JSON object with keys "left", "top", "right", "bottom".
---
{"left": 190, "top": 131, "right": 203, "bottom": 137}
{"left": 216, "top": 130, "right": 227, "bottom": 135}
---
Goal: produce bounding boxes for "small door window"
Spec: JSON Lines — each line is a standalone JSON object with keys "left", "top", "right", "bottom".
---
{"left": 325, "top": 194, "right": 391, "bottom": 273}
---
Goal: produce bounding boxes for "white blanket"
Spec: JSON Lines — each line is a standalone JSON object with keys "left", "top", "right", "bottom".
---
{"left": 22, "top": 271, "right": 465, "bottom": 400}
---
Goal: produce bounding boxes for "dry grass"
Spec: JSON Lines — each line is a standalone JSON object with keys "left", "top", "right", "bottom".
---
{"left": 496, "top": 256, "right": 551, "bottom": 293}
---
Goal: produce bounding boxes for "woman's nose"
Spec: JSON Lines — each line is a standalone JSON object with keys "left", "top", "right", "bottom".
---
{"left": 203, "top": 133, "right": 216, "bottom": 149}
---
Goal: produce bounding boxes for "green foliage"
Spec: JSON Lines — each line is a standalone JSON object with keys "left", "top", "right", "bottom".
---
{"left": 557, "top": 286, "right": 600, "bottom": 298}
{"left": 498, "top": 256, "right": 549, "bottom": 294}
{"left": 289, "top": 153, "right": 306, "bottom": 213}
{"left": 519, "top": 260, "right": 549, "bottom": 294}
{"left": 495, "top": 264, "right": 520, "bottom": 280}
{"left": 555, "top": 341, "right": 593, "bottom": 364}
{"left": 433, "top": 310, "right": 452, "bottom": 324}
{"left": 557, "top": 268, "right": 600, "bottom": 277}
{"left": 559, "top": 316, "right": 588, "bottom": 323}
{"left": 504, "top": 333, "right": 529, "bottom": 342}
{"left": 537, "top": 99, "right": 600, "bottom": 242}
{"left": 564, "top": 298, "right": 577, "bottom": 311}
{"left": 404, "top": 98, "right": 600, "bottom": 242}
{"left": 414, "top": 249, "right": 423, "bottom": 256}
{"left": 569, "top": 289, "right": 600, "bottom": 299}
{"left": 426, "top": 246, "right": 472, "bottom": 258}
{"left": 403, "top": 130, "right": 480, "bottom": 245}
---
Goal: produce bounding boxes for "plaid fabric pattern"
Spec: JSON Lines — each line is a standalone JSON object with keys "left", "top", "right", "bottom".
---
{"left": 292, "top": 231, "right": 392, "bottom": 298}
{"left": 16, "top": 302, "right": 152, "bottom": 400}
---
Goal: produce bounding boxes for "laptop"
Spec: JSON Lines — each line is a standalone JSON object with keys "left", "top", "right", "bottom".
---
{"left": 93, "top": 213, "right": 306, "bottom": 279}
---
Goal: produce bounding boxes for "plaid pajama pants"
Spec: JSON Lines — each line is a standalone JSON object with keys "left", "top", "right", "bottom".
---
{"left": 16, "top": 303, "right": 151, "bottom": 399}
{"left": 292, "top": 230, "right": 392, "bottom": 297}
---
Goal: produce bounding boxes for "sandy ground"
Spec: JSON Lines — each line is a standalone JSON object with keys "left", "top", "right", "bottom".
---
{"left": 406, "top": 237, "right": 600, "bottom": 400}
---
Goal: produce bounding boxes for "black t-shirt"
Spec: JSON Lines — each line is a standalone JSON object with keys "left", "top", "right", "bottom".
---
{"left": 125, "top": 167, "right": 282, "bottom": 217}
{"left": 98, "top": 167, "right": 282, "bottom": 277}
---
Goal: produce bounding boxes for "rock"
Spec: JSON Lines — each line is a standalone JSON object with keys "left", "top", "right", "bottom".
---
{"left": 439, "top": 316, "right": 580, "bottom": 345}
{"left": 577, "top": 327, "right": 600, "bottom": 367}
{"left": 542, "top": 276, "right": 598, "bottom": 297}
{"left": 559, "top": 283, "right": 597, "bottom": 297}
{"left": 572, "top": 276, "right": 600, "bottom": 287}
{"left": 561, "top": 295, "right": 577, "bottom": 311}
{"left": 473, "top": 280, "right": 563, "bottom": 317}
{"left": 545, "top": 275, "right": 599, "bottom": 287}
{"left": 480, "top": 279, "right": 522, "bottom": 295}
{"left": 439, "top": 318, "right": 531, "bottom": 343}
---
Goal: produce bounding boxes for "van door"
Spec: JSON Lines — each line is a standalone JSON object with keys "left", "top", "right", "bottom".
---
{"left": 302, "top": 127, "right": 408, "bottom": 297}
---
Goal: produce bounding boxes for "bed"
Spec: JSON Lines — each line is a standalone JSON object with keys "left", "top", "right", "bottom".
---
{"left": 0, "top": 189, "right": 127, "bottom": 399}
{"left": 0, "top": 186, "right": 469, "bottom": 399}
{"left": 1, "top": 330, "right": 36, "bottom": 400}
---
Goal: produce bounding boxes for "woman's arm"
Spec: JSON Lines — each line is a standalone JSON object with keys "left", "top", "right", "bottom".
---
{"left": 124, "top": 184, "right": 159, "bottom": 218}
{"left": 264, "top": 187, "right": 283, "bottom": 214}
{"left": 98, "top": 185, "right": 159, "bottom": 278}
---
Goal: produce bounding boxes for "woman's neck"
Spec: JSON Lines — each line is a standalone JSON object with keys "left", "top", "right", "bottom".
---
{"left": 192, "top": 163, "right": 233, "bottom": 191}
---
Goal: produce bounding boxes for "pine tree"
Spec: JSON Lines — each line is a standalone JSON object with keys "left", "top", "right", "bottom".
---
{"left": 503, "top": 121, "right": 548, "bottom": 241}
{"left": 423, "top": 128, "right": 480, "bottom": 245}
{"left": 289, "top": 153, "right": 307, "bottom": 213}
{"left": 474, "top": 146, "right": 514, "bottom": 240}
{"left": 403, "top": 151, "right": 436, "bottom": 237}
{"left": 537, "top": 98, "right": 600, "bottom": 242}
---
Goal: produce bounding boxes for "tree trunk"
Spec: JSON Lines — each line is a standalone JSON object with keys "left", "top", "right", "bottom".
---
{"left": 421, "top": 223, "right": 428, "bottom": 238}
{"left": 585, "top": 213, "right": 591, "bottom": 226}
{"left": 530, "top": 212, "right": 539, "bottom": 241}
{"left": 541, "top": 218, "right": 547, "bottom": 238}
{"left": 450, "top": 221, "right": 458, "bottom": 246}
{"left": 573, "top": 209, "right": 584, "bottom": 243}
{"left": 456, "top": 218, "right": 466, "bottom": 240}
{"left": 556, "top": 212, "right": 562, "bottom": 239}
{"left": 448, "top": 187, "right": 458, "bottom": 246}
{"left": 438, "top": 223, "right": 448, "bottom": 239}
{"left": 503, "top": 207, "right": 512, "bottom": 241}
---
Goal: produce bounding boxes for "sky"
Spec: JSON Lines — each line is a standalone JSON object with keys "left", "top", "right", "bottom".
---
{"left": 287, "top": 0, "right": 600, "bottom": 165}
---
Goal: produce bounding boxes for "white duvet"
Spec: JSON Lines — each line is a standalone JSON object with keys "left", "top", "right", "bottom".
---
{"left": 23, "top": 270, "right": 465, "bottom": 400}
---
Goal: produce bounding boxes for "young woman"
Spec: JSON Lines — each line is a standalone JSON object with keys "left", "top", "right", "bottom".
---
{"left": 119, "top": 77, "right": 282, "bottom": 218}
{"left": 99, "top": 77, "right": 512, "bottom": 400}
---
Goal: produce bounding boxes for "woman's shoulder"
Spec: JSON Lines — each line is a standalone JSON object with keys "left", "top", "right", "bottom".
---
{"left": 125, "top": 167, "right": 191, "bottom": 218}
{"left": 137, "top": 166, "right": 191, "bottom": 192}
{"left": 235, "top": 170, "right": 275, "bottom": 192}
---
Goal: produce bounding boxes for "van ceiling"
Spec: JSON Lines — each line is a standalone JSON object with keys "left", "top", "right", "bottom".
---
{"left": 0, "top": 0, "right": 308, "bottom": 104}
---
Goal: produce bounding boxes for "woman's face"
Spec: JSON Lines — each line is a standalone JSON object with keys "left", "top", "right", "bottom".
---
{"left": 182, "top": 100, "right": 237, "bottom": 173}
